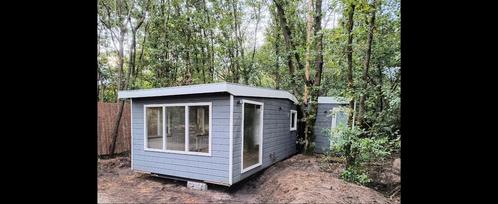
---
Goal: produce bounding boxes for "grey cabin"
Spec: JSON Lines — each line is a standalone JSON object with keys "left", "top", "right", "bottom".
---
{"left": 314, "top": 97, "right": 349, "bottom": 154}
{"left": 118, "top": 82, "right": 298, "bottom": 186}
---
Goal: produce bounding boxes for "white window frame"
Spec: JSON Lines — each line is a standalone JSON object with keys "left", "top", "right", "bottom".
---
{"left": 331, "top": 107, "right": 341, "bottom": 129}
{"left": 290, "top": 110, "right": 297, "bottom": 131}
{"left": 143, "top": 105, "right": 164, "bottom": 151}
{"left": 143, "top": 102, "right": 212, "bottom": 156}
{"left": 240, "top": 99, "right": 264, "bottom": 173}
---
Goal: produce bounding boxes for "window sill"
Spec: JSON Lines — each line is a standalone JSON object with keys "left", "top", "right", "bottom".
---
{"left": 144, "top": 148, "right": 212, "bottom": 157}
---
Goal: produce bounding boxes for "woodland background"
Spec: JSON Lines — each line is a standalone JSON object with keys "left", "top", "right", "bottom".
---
{"left": 97, "top": 0, "right": 400, "bottom": 181}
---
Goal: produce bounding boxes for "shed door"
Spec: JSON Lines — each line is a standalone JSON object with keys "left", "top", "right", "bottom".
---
{"left": 331, "top": 107, "right": 347, "bottom": 129}
{"left": 330, "top": 107, "right": 348, "bottom": 147}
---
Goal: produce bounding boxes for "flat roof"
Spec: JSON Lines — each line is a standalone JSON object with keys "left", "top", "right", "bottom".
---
{"left": 118, "top": 82, "right": 298, "bottom": 103}
{"left": 317, "top": 96, "right": 349, "bottom": 104}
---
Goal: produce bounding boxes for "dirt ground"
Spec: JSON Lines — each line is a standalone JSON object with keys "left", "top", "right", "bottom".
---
{"left": 98, "top": 154, "right": 400, "bottom": 203}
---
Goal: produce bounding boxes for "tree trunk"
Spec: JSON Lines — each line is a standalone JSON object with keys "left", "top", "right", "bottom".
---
{"left": 233, "top": 1, "right": 246, "bottom": 83}
{"left": 345, "top": 3, "right": 356, "bottom": 127}
{"left": 127, "top": 29, "right": 136, "bottom": 89}
{"left": 185, "top": 32, "right": 193, "bottom": 85}
{"left": 202, "top": 0, "right": 214, "bottom": 82}
{"left": 303, "top": 0, "right": 314, "bottom": 107}
{"left": 117, "top": 28, "right": 125, "bottom": 92}
{"left": 358, "top": 0, "right": 377, "bottom": 127}
{"left": 201, "top": 43, "right": 207, "bottom": 83}
{"left": 109, "top": 100, "right": 126, "bottom": 155}
{"left": 249, "top": 3, "right": 261, "bottom": 85}
{"left": 110, "top": 0, "right": 148, "bottom": 156}
{"left": 109, "top": 24, "right": 126, "bottom": 155}
{"left": 377, "top": 63, "right": 384, "bottom": 112}
{"left": 303, "top": 0, "right": 324, "bottom": 155}
{"left": 185, "top": 3, "right": 193, "bottom": 85}
{"left": 137, "top": 21, "right": 148, "bottom": 81}
{"left": 101, "top": 84, "right": 106, "bottom": 102}
{"left": 313, "top": 0, "right": 324, "bottom": 89}
{"left": 97, "top": 28, "right": 101, "bottom": 102}
{"left": 274, "top": 31, "right": 281, "bottom": 89}
{"left": 302, "top": 0, "right": 314, "bottom": 154}
{"left": 272, "top": 0, "right": 303, "bottom": 94}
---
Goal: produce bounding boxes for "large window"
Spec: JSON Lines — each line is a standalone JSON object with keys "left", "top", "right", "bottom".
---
{"left": 290, "top": 110, "right": 297, "bottom": 131}
{"left": 144, "top": 102, "right": 211, "bottom": 156}
{"left": 241, "top": 100, "right": 264, "bottom": 173}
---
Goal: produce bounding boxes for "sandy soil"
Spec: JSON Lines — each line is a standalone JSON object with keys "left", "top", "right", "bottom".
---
{"left": 98, "top": 154, "right": 400, "bottom": 203}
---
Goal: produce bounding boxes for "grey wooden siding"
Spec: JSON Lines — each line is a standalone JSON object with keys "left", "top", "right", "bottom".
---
{"left": 231, "top": 96, "right": 297, "bottom": 183}
{"left": 131, "top": 93, "right": 231, "bottom": 185}
{"left": 314, "top": 103, "right": 347, "bottom": 154}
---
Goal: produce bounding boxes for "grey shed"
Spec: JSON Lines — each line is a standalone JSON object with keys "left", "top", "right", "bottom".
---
{"left": 118, "top": 82, "right": 298, "bottom": 186}
{"left": 314, "top": 96, "right": 349, "bottom": 154}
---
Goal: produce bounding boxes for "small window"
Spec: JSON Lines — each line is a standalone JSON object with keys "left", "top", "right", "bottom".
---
{"left": 165, "top": 106, "right": 185, "bottom": 151}
{"left": 189, "top": 106, "right": 210, "bottom": 153}
{"left": 290, "top": 110, "right": 297, "bottom": 131}
{"left": 145, "top": 106, "right": 164, "bottom": 150}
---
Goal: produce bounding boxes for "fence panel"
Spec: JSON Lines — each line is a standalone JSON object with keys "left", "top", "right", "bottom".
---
{"left": 97, "top": 102, "right": 131, "bottom": 156}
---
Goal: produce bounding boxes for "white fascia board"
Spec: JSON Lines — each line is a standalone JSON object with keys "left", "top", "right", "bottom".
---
{"left": 118, "top": 82, "right": 299, "bottom": 104}
{"left": 118, "top": 83, "right": 228, "bottom": 99}
{"left": 226, "top": 83, "right": 298, "bottom": 104}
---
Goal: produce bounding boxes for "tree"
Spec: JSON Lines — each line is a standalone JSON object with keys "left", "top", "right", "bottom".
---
{"left": 99, "top": 0, "right": 131, "bottom": 156}
{"left": 247, "top": 0, "right": 262, "bottom": 84}
{"left": 272, "top": 0, "right": 303, "bottom": 94}
{"left": 302, "top": 0, "right": 314, "bottom": 153}
{"left": 302, "top": 0, "right": 324, "bottom": 154}
{"left": 358, "top": 0, "right": 378, "bottom": 127}
{"left": 344, "top": 1, "right": 356, "bottom": 126}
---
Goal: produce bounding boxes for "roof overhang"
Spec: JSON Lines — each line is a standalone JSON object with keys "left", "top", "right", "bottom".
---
{"left": 118, "top": 82, "right": 298, "bottom": 104}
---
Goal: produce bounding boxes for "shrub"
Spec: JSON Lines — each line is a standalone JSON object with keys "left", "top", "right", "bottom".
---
{"left": 329, "top": 125, "right": 392, "bottom": 185}
{"left": 341, "top": 166, "right": 371, "bottom": 185}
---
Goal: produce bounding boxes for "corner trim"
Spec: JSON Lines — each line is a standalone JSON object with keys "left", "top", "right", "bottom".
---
{"left": 228, "top": 95, "right": 234, "bottom": 185}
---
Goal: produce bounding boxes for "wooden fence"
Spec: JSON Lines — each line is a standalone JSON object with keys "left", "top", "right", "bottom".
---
{"left": 98, "top": 102, "right": 131, "bottom": 156}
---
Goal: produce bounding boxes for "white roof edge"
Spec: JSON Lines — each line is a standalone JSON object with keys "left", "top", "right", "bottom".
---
{"left": 317, "top": 96, "right": 349, "bottom": 104}
{"left": 118, "top": 82, "right": 298, "bottom": 103}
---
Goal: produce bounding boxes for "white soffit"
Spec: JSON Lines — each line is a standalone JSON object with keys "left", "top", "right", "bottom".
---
{"left": 118, "top": 82, "right": 298, "bottom": 103}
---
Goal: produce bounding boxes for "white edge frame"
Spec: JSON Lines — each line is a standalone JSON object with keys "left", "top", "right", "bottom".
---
{"left": 130, "top": 99, "right": 133, "bottom": 170}
{"left": 329, "top": 107, "right": 339, "bottom": 151}
{"left": 228, "top": 95, "right": 234, "bottom": 185}
{"left": 143, "top": 102, "right": 213, "bottom": 157}
{"left": 331, "top": 107, "right": 340, "bottom": 129}
{"left": 240, "top": 99, "right": 264, "bottom": 174}
{"left": 290, "top": 110, "right": 297, "bottom": 131}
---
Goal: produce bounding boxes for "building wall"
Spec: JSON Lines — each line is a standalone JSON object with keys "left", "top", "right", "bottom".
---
{"left": 131, "top": 93, "right": 231, "bottom": 185}
{"left": 314, "top": 103, "right": 348, "bottom": 154}
{"left": 231, "top": 96, "right": 297, "bottom": 183}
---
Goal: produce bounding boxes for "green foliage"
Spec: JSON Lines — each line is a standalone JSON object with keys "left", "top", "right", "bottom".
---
{"left": 331, "top": 125, "right": 391, "bottom": 165}
{"left": 341, "top": 166, "right": 371, "bottom": 185}
{"left": 330, "top": 124, "right": 395, "bottom": 185}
